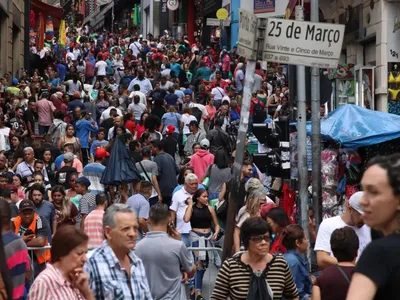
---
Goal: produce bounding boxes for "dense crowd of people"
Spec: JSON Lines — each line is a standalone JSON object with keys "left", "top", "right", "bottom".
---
{"left": 0, "top": 26, "right": 397, "bottom": 300}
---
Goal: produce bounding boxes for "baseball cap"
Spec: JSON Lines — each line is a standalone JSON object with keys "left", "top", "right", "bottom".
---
{"left": 75, "top": 176, "right": 91, "bottom": 188}
{"left": 166, "top": 125, "right": 175, "bottom": 135}
{"left": 200, "top": 139, "right": 210, "bottom": 149}
{"left": 19, "top": 200, "right": 35, "bottom": 212}
{"left": 349, "top": 191, "right": 364, "bottom": 214}
{"left": 12, "top": 78, "right": 19, "bottom": 85}
{"left": 187, "top": 120, "right": 199, "bottom": 127}
{"left": 95, "top": 148, "right": 110, "bottom": 159}
{"left": 63, "top": 152, "right": 74, "bottom": 162}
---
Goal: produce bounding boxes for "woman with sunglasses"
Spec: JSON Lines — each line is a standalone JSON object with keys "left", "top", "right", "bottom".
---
{"left": 211, "top": 217, "right": 299, "bottom": 300}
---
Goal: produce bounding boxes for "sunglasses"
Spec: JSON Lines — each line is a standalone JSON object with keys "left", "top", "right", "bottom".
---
{"left": 249, "top": 234, "right": 271, "bottom": 244}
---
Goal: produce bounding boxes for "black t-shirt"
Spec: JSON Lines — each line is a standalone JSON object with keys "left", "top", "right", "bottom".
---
{"left": 101, "top": 118, "right": 115, "bottom": 138}
{"left": 163, "top": 135, "right": 177, "bottom": 161}
{"left": 23, "top": 109, "right": 36, "bottom": 136}
{"left": 56, "top": 166, "right": 78, "bottom": 189}
{"left": 355, "top": 234, "right": 400, "bottom": 299}
{"left": 150, "top": 88, "right": 167, "bottom": 101}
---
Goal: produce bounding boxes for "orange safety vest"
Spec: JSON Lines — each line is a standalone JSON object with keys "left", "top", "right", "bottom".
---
{"left": 13, "top": 214, "right": 51, "bottom": 264}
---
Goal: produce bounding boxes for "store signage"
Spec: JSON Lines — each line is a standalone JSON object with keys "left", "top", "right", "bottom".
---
{"left": 206, "top": 18, "right": 230, "bottom": 26}
{"left": 237, "top": 9, "right": 258, "bottom": 60}
{"left": 387, "top": 2, "right": 400, "bottom": 62}
{"left": 254, "top": 0, "right": 275, "bottom": 14}
{"left": 263, "top": 18, "right": 345, "bottom": 68}
{"left": 216, "top": 8, "right": 229, "bottom": 20}
{"left": 167, "top": 0, "right": 179, "bottom": 11}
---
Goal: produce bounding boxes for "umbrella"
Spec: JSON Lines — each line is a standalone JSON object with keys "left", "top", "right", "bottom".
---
{"left": 100, "top": 134, "right": 141, "bottom": 185}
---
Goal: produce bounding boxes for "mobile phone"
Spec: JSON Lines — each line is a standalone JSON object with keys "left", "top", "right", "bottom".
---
{"left": 25, "top": 229, "right": 34, "bottom": 235}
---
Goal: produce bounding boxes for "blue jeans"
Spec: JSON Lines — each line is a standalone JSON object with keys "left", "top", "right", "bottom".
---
{"left": 181, "top": 233, "right": 191, "bottom": 248}
{"left": 190, "top": 231, "right": 211, "bottom": 292}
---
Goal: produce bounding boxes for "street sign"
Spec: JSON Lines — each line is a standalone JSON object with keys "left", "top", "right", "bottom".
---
{"left": 206, "top": 18, "right": 230, "bottom": 26}
{"left": 263, "top": 18, "right": 345, "bottom": 68}
{"left": 216, "top": 8, "right": 229, "bottom": 20}
{"left": 238, "top": 9, "right": 258, "bottom": 60}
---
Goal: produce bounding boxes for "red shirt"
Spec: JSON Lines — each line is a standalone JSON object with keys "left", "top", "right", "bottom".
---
{"left": 125, "top": 120, "right": 136, "bottom": 135}
{"left": 135, "top": 124, "right": 146, "bottom": 139}
{"left": 211, "top": 79, "right": 229, "bottom": 89}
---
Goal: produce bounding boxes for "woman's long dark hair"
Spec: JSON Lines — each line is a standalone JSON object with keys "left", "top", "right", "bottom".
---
{"left": 193, "top": 188, "right": 207, "bottom": 204}
{"left": 178, "top": 166, "right": 195, "bottom": 185}
{"left": 139, "top": 112, "right": 149, "bottom": 126}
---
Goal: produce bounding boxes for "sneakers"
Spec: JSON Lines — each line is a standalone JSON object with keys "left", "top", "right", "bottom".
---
{"left": 196, "top": 295, "right": 205, "bottom": 300}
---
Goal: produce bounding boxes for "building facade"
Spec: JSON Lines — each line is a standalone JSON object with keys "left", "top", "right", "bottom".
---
{"left": 0, "top": 0, "right": 26, "bottom": 77}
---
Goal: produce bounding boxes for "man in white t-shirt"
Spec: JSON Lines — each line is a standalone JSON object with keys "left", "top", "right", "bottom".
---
{"left": 94, "top": 56, "right": 107, "bottom": 78}
{"left": 314, "top": 191, "right": 371, "bottom": 269}
{"left": 170, "top": 173, "right": 198, "bottom": 247}
{"left": 129, "top": 38, "right": 142, "bottom": 58}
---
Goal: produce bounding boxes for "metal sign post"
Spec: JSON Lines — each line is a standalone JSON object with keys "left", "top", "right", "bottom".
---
{"left": 294, "top": 5, "right": 310, "bottom": 246}
{"left": 311, "top": 0, "right": 322, "bottom": 228}
{"left": 223, "top": 9, "right": 257, "bottom": 260}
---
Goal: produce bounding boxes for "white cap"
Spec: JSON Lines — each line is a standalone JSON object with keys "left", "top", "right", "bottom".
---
{"left": 349, "top": 191, "right": 364, "bottom": 214}
{"left": 200, "top": 139, "right": 210, "bottom": 149}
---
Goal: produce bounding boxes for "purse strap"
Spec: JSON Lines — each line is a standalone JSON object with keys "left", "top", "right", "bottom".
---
{"left": 335, "top": 265, "right": 351, "bottom": 284}
{"left": 138, "top": 160, "right": 152, "bottom": 183}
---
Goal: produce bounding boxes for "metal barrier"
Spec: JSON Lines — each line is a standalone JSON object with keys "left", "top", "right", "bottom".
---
{"left": 27, "top": 245, "right": 52, "bottom": 280}
{"left": 187, "top": 247, "right": 223, "bottom": 300}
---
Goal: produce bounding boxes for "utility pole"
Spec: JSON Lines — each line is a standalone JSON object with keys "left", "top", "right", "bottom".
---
{"left": 295, "top": 5, "right": 310, "bottom": 242}
{"left": 222, "top": 61, "right": 255, "bottom": 260}
{"left": 311, "top": 0, "right": 322, "bottom": 228}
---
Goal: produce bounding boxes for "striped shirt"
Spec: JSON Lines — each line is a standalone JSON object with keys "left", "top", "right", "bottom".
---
{"left": 28, "top": 263, "right": 86, "bottom": 300}
{"left": 82, "top": 163, "right": 105, "bottom": 195}
{"left": 211, "top": 253, "right": 298, "bottom": 300}
{"left": 2, "top": 232, "right": 30, "bottom": 300}
{"left": 83, "top": 209, "right": 104, "bottom": 248}
{"left": 84, "top": 241, "right": 152, "bottom": 300}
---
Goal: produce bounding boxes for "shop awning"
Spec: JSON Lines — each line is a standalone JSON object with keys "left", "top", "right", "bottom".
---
{"left": 301, "top": 105, "right": 400, "bottom": 148}
{"left": 31, "top": 0, "right": 64, "bottom": 29}
{"left": 83, "top": 0, "right": 113, "bottom": 28}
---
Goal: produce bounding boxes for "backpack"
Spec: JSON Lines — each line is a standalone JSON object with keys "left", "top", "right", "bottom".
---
{"left": 191, "top": 106, "right": 203, "bottom": 123}
{"left": 48, "top": 122, "right": 63, "bottom": 147}
{"left": 253, "top": 100, "right": 266, "bottom": 123}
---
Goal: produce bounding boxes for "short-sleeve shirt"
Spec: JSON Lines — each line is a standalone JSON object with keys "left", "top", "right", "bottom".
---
{"left": 35, "top": 200, "right": 56, "bottom": 241}
{"left": 126, "top": 194, "right": 150, "bottom": 242}
{"left": 77, "top": 192, "right": 97, "bottom": 227}
{"left": 170, "top": 188, "right": 192, "bottom": 234}
{"left": 84, "top": 210, "right": 105, "bottom": 248}
{"left": 95, "top": 61, "right": 107, "bottom": 76}
{"left": 161, "top": 113, "right": 181, "bottom": 134}
{"left": 354, "top": 234, "right": 400, "bottom": 299}
{"left": 314, "top": 265, "right": 354, "bottom": 300}
{"left": 235, "top": 69, "right": 245, "bottom": 92}
{"left": 314, "top": 215, "right": 371, "bottom": 261}
{"left": 135, "top": 232, "right": 193, "bottom": 300}
{"left": 135, "top": 160, "right": 159, "bottom": 198}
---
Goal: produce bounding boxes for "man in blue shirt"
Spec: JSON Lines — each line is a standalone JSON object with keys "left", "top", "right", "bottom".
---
{"left": 126, "top": 181, "right": 152, "bottom": 243}
{"left": 170, "top": 58, "right": 183, "bottom": 77}
{"left": 56, "top": 60, "right": 66, "bottom": 82}
{"left": 165, "top": 87, "right": 179, "bottom": 108}
{"left": 76, "top": 111, "right": 98, "bottom": 166}
{"left": 195, "top": 61, "right": 211, "bottom": 81}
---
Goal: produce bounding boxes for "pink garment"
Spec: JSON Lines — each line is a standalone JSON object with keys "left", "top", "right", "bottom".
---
{"left": 61, "top": 157, "right": 83, "bottom": 173}
{"left": 190, "top": 149, "right": 215, "bottom": 183}
{"left": 222, "top": 55, "right": 230, "bottom": 72}
{"left": 36, "top": 98, "right": 56, "bottom": 126}
{"left": 205, "top": 105, "right": 217, "bottom": 121}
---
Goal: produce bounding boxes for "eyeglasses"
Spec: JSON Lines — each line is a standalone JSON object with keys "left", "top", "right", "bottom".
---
{"left": 249, "top": 234, "right": 271, "bottom": 244}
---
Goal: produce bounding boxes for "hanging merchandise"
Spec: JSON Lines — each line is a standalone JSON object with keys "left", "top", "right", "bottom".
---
{"left": 37, "top": 13, "right": 45, "bottom": 51}
{"left": 30, "top": 10, "right": 36, "bottom": 28}
{"left": 321, "top": 148, "right": 339, "bottom": 218}
{"left": 45, "top": 15, "right": 54, "bottom": 45}
{"left": 59, "top": 20, "right": 67, "bottom": 49}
